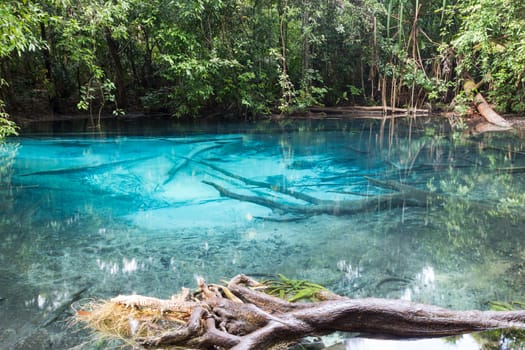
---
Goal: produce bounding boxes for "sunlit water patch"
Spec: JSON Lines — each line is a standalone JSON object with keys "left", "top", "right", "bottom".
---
{"left": 1, "top": 118, "right": 525, "bottom": 349}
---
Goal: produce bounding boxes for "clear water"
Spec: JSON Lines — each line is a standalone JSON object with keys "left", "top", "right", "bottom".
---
{"left": 1, "top": 117, "right": 525, "bottom": 349}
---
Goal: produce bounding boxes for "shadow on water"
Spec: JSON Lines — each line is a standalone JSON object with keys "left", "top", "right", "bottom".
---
{"left": 1, "top": 116, "right": 525, "bottom": 348}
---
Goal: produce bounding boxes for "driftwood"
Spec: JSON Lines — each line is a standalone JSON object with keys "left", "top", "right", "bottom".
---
{"left": 76, "top": 275, "right": 525, "bottom": 350}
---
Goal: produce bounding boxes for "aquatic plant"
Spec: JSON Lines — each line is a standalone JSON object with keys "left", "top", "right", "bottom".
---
{"left": 261, "top": 274, "right": 328, "bottom": 302}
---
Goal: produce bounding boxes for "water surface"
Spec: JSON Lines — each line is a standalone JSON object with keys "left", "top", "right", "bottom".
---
{"left": 1, "top": 117, "right": 525, "bottom": 349}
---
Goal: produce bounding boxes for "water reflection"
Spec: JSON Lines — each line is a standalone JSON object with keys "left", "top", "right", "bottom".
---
{"left": 343, "top": 335, "right": 479, "bottom": 350}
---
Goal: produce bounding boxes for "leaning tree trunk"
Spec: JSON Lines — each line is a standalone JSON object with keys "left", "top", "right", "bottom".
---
{"left": 463, "top": 80, "right": 512, "bottom": 128}
{"left": 473, "top": 93, "right": 512, "bottom": 128}
{"left": 76, "top": 275, "right": 525, "bottom": 350}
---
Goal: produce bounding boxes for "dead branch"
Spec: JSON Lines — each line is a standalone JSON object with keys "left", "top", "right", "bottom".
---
{"left": 202, "top": 179, "right": 416, "bottom": 216}
{"left": 308, "top": 106, "right": 429, "bottom": 115}
{"left": 163, "top": 144, "right": 223, "bottom": 185}
{"left": 364, "top": 176, "right": 438, "bottom": 204}
{"left": 195, "top": 159, "right": 328, "bottom": 205}
{"left": 20, "top": 156, "right": 155, "bottom": 177}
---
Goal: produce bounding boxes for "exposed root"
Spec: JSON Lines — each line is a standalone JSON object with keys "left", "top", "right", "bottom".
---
{"left": 74, "top": 290, "right": 197, "bottom": 345}
{"left": 74, "top": 275, "right": 525, "bottom": 350}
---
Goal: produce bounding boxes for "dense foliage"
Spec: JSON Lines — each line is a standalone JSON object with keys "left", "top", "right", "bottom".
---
{"left": 451, "top": 0, "right": 525, "bottom": 112}
{"left": 0, "top": 0, "right": 524, "bottom": 131}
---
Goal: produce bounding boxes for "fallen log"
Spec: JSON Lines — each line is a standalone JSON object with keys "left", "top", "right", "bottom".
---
{"left": 309, "top": 106, "right": 429, "bottom": 115}
{"left": 76, "top": 275, "right": 525, "bottom": 350}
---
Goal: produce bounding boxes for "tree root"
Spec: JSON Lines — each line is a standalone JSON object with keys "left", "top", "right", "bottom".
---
{"left": 76, "top": 275, "right": 525, "bottom": 350}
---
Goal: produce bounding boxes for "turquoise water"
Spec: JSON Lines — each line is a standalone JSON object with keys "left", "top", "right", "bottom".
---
{"left": 1, "top": 117, "right": 525, "bottom": 349}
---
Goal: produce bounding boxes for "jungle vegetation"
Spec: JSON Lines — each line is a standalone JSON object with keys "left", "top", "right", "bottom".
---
{"left": 0, "top": 0, "right": 524, "bottom": 134}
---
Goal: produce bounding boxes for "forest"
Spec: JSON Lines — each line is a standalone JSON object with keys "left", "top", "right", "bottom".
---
{"left": 2, "top": 2, "right": 525, "bottom": 348}
{"left": 0, "top": 0, "right": 525, "bottom": 135}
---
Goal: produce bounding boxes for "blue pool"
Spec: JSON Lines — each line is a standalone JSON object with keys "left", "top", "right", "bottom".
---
{"left": 1, "top": 117, "right": 524, "bottom": 349}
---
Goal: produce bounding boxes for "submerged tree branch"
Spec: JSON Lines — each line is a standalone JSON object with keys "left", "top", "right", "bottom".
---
{"left": 202, "top": 179, "right": 415, "bottom": 216}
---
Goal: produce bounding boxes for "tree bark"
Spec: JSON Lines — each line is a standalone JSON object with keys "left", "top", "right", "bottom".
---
{"left": 463, "top": 79, "right": 512, "bottom": 128}
{"left": 79, "top": 275, "right": 525, "bottom": 350}
{"left": 105, "top": 28, "right": 128, "bottom": 108}
{"left": 474, "top": 93, "right": 512, "bottom": 128}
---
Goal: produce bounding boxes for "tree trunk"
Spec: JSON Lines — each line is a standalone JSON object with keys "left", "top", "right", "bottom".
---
{"left": 474, "top": 93, "right": 512, "bottom": 128}
{"left": 78, "top": 275, "right": 525, "bottom": 350}
{"left": 463, "top": 79, "right": 511, "bottom": 128}
{"left": 105, "top": 28, "right": 128, "bottom": 108}
{"left": 40, "top": 23, "right": 60, "bottom": 113}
